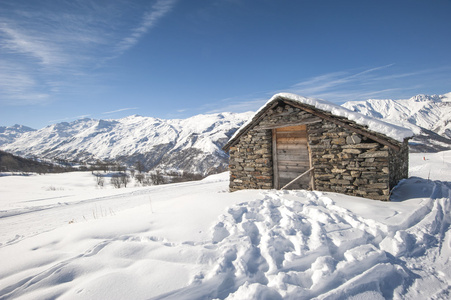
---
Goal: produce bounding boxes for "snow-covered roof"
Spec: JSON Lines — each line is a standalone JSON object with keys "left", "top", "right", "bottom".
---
{"left": 225, "top": 93, "right": 414, "bottom": 150}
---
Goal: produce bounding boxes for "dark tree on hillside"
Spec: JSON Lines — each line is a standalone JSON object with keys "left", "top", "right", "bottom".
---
{"left": 120, "top": 173, "right": 129, "bottom": 187}
{"left": 135, "top": 161, "right": 145, "bottom": 173}
{"left": 1, "top": 154, "right": 19, "bottom": 171}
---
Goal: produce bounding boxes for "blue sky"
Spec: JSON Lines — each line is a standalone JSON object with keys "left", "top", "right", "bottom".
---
{"left": 1, "top": 0, "right": 450, "bottom": 129}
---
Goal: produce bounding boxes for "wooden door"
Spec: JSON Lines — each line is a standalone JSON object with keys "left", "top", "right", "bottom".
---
{"left": 273, "top": 125, "right": 311, "bottom": 190}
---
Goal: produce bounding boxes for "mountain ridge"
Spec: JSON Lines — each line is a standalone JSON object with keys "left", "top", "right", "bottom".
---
{"left": 342, "top": 92, "right": 451, "bottom": 152}
{"left": 1, "top": 112, "right": 254, "bottom": 174}
{"left": 2, "top": 92, "right": 451, "bottom": 173}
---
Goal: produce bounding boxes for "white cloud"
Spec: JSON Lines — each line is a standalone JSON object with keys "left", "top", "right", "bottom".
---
{"left": 290, "top": 64, "right": 395, "bottom": 96}
{"left": 0, "top": 61, "right": 51, "bottom": 105}
{"left": 203, "top": 64, "right": 450, "bottom": 114}
{"left": 102, "top": 107, "right": 138, "bottom": 115}
{"left": 0, "top": 25, "right": 67, "bottom": 67}
{"left": 0, "top": 0, "right": 178, "bottom": 106}
{"left": 114, "top": 0, "right": 178, "bottom": 56}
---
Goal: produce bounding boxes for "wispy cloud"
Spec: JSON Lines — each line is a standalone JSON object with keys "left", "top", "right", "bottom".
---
{"left": 0, "top": 25, "right": 67, "bottom": 67}
{"left": 102, "top": 107, "right": 138, "bottom": 115}
{"left": 290, "top": 64, "right": 395, "bottom": 97}
{"left": 0, "top": 0, "right": 178, "bottom": 106}
{"left": 114, "top": 0, "right": 178, "bottom": 56}
{"left": 0, "top": 61, "right": 51, "bottom": 105}
{"left": 204, "top": 64, "right": 451, "bottom": 113}
{"left": 284, "top": 64, "right": 448, "bottom": 103}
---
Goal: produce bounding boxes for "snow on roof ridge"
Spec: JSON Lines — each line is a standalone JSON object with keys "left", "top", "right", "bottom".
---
{"left": 232, "top": 93, "right": 414, "bottom": 144}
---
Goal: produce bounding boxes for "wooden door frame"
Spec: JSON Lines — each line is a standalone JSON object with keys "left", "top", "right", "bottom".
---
{"left": 272, "top": 129, "right": 279, "bottom": 189}
{"left": 272, "top": 125, "right": 313, "bottom": 190}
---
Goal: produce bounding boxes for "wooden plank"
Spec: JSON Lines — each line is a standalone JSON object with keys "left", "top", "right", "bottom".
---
{"left": 279, "top": 180, "right": 302, "bottom": 189}
{"left": 278, "top": 164, "right": 310, "bottom": 170}
{"left": 280, "top": 171, "right": 313, "bottom": 179}
{"left": 256, "top": 118, "right": 321, "bottom": 129}
{"left": 281, "top": 167, "right": 314, "bottom": 190}
{"left": 279, "top": 179, "right": 310, "bottom": 187}
{"left": 274, "top": 124, "right": 312, "bottom": 190}
{"left": 280, "top": 178, "right": 311, "bottom": 185}
{"left": 277, "top": 148, "right": 308, "bottom": 154}
{"left": 276, "top": 129, "right": 307, "bottom": 134}
{"left": 277, "top": 157, "right": 307, "bottom": 163}
{"left": 277, "top": 160, "right": 310, "bottom": 166}
{"left": 277, "top": 143, "right": 309, "bottom": 150}
{"left": 308, "top": 142, "right": 315, "bottom": 190}
{"left": 277, "top": 153, "right": 309, "bottom": 161}
{"left": 276, "top": 137, "right": 308, "bottom": 144}
{"left": 279, "top": 165, "right": 310, "bottom": 172}
{"left": 272, "top": 129, "right": 279, "bottom": 189}
{"left": 279, "top": 176, "right": 310, "bottom": 182}
{"left": 276, "top": 132, "right": 307, "bottom": 138}
{"left": 276, "top": 125, "right": 307, "bottom": 132}
{"left": 279, "top": 150, "right": 307, "bottom": 155}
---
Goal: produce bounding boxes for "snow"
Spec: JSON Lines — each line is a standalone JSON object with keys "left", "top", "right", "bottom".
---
{"left": 231, "top": 93, "right": 414, "bottom": 144}
{"left": 0, "top": 112, "right": 254, "bottom": 174}
{"left": 342, "top": 93, "right": 451, "bottom": 139}
{"left": 1, "top": 151, "right": 451, "bottom": 299}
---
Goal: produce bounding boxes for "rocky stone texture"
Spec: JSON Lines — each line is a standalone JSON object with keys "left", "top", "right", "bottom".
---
{"left": 229, "top": 129, "right": 273, "bottom": 191}
{"left": 228, "top": 103, "right": 409, "bottom": 201}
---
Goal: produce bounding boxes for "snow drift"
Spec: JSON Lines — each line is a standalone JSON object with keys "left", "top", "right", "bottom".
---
{"left": 0, "top": 151, "right": 450, "bottom": 299}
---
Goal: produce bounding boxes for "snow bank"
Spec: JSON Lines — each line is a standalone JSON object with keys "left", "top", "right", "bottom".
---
{"left": 158, "top": 184, "right": 450, "bottom": 299}
{"left": 0, "top": 152, "right": 450, "bottom": 299}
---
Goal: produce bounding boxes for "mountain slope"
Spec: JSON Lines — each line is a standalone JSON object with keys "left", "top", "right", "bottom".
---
{"left": 1, "top": 113, "right": 253, "bottom": 174}
{"left": 0, "top": 124, "right": 36, "bottom": 147}
{"left": 2, "top": 92, "right": 451, "bottom": 172}
{"left": 342, "top": 92, "right": 451, "bottom": 152}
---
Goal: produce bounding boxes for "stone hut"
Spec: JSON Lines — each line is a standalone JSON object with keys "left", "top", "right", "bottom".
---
{"left": 223, "top": 93, "right": 413, "bottom": 201}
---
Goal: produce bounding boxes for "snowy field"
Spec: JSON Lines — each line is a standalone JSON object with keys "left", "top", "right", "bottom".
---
{"left": 0, "top": 152, "right": 450, "bottom": 299}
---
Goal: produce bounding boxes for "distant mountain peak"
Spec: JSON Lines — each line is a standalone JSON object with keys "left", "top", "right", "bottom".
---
{"left": 343, "top": 92, "right": 451, "bottom": 152}
{"left": 0, "top": 111, "right": 253, "bottom": 174}
{"left": 1, "top": 93, "right": 450, "bottom": 171}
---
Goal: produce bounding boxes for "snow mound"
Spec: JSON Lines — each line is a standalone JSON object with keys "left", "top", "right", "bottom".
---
{"left": 158, "top": 181, "right": 451, "bottom": 299}
{"left": 0, "top": 152, "right": 450, "bottom": 299}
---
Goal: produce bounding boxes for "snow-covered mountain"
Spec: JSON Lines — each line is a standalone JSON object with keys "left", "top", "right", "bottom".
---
{"left": 0, "top": 113, "right": 253, "bottom": 174}
{"left": 2, "top": 92, "right": 451, "bottom": 172}
{"left": 0, "top": 124, "right": 36, "bottom": 147}
{"left": 342, "top": 92, "right": 451, "bottom": 152}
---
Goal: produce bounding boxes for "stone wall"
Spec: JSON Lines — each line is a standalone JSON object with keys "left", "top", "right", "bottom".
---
{"left": 228, "top": 102, "right": 409, "bottom": 200}
{"left": 228, "top": 129, "right": 273, "bottom": 191}
{"left": 389, "top": 140, "right": 409, "bottom": 189}
{"left": 308, "top": 121, "right": 391, "bottom": 200}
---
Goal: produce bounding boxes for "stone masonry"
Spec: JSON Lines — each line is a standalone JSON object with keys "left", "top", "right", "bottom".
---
{"left": 227, "top": 102, "right": 409, "bottom": 201}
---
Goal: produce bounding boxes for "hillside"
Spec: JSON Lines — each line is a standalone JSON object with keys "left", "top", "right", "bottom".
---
{"left": 0, "top": 124, "right": 35, "bottom": 147}
{"left": 0, "top": 112, "right": 253, "bottom": 174}
{"left": 1, "top": 92, "right": 451, "bottom": 173}
{"left": 0, "top": 151, "right": 450, "bottom": 299}
{"left": 0, "top": 150, "right": 74, "bottom": 174}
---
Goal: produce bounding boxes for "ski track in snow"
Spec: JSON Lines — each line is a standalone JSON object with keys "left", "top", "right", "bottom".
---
{"left": 0, "top": 179, "right": 219, "bottom": 248}
{"left": 157, "top": 180, "right": 451, "bottom": 299}
{"left": 0, "top": 162, "right": 450, "bottom": 299}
